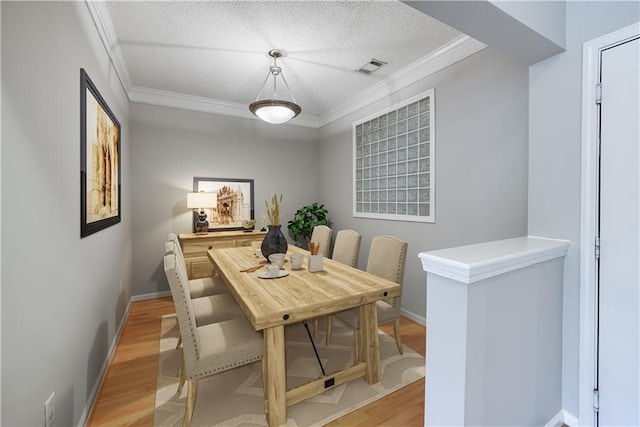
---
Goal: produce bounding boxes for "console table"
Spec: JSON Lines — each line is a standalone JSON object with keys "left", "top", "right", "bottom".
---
{"left": 178, "top": 230, "right": 266, "bottom": 279}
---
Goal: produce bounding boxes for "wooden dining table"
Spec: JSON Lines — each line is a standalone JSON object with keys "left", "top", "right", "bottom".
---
{"left": 207, "top": 245, "right": 401, "bottom": 427}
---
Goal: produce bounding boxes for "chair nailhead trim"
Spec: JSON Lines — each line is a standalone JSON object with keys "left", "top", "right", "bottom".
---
{"left": 190, "top": 355, "right": 263, "bottom": 379}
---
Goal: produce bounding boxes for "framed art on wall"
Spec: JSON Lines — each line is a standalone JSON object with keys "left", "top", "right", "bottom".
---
{"left": 193, "top": 177, "right": 255, "bottom": 232}
{"left": 80, "top": 68, "right": 121, "bottom": 237}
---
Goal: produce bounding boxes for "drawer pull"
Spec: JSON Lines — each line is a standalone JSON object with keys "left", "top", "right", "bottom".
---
{"left": 208, "top": 246, "right": 213, "bottom": 250}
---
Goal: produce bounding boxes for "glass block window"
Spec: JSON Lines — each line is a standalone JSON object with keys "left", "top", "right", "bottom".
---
{"left": 353, "top": 89, "right": 434, "bottom": 223}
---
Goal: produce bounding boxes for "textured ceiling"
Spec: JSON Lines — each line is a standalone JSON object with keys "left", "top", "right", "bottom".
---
{"left": 102, "top": 1, "right": 473, "bottom": 125}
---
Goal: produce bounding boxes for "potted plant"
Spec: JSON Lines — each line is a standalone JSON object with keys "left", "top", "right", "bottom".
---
{"left": 287, "top": 202, "right": 330, "bottom": 246}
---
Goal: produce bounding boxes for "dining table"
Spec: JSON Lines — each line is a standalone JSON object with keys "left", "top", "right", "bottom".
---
{"left": 207, "top": 244, "right": 401, "bottom": 427}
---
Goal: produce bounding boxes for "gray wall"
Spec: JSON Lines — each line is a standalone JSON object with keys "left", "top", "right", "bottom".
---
{"left": 318, "top": 47, "right": 530, "bottom": 320}
{"left": 528, "top": 1, "right": 640, "bottom": 417}
{"left": 1, "top": 2, "right": 131, "bottom": 425}
{"left": 130, "top": 103, "right": 319, "bottom": 296}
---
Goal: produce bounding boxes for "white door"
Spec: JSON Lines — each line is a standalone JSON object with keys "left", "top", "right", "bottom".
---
{"left": 597, "top": 36, "right": 640, "bottom": 426}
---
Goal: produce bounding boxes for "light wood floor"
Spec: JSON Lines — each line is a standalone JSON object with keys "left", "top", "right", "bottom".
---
{"left": 87, "top": 297, "right": 426, "bottom": 426}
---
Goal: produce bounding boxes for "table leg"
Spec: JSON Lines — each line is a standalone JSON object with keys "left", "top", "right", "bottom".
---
{"left": 264, "top": 325, "right": 286, "bottom": 426}
{"left": 361, "top": 302, "right": 381, "bottom": 384}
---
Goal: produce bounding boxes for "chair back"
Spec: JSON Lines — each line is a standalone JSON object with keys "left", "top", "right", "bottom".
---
{"left": 165, "top": 240, "right": 187, "bottom": 271}
{"left": 366, "top": 236, "right": 408, "bottom": 308}
{"left": 163, "top": 253, "right": 201, "bottom": 362}
{"left": 331, "top": 229, "right": 361, "bottom": 268}
{"left": 310, "top": 225, "right": 332, "bottom": 257}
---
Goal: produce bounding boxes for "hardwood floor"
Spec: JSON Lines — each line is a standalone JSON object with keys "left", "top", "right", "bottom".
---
{"left": 87, "top": 297, "right": 426, "bottom": 426}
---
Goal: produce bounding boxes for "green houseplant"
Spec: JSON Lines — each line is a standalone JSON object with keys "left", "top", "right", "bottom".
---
{"left": 287, "top": 202, "right": 330, "bottom": 244}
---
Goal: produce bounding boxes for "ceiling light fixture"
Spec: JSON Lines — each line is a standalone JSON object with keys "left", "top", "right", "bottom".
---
{"left": 249, "top": 49, "right": 301, "bottom": 125}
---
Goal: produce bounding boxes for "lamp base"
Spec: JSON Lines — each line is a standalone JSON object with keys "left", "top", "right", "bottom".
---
{"left": 194, "top": 211, "right": 209, "bottom": 234}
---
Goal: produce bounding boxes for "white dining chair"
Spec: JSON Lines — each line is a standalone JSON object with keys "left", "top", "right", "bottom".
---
{"left": 330, "top": 235, "right": 407, "bottom": 363}
{"left": 323, "top": 229, "right": 362, "bottom": 344}
{"left": 309, "top": 225, "right": 332, "bottom": 257}
{"left": 166, "top": 236, "right": 228, "bottom": 298}
{"left": 164, "top": 253, "right": 263, "bottom": 427}
{"left": 165, "top": 242, "right": 247, "bottom": 387}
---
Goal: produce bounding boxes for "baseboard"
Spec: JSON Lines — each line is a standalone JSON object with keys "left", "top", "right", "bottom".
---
{"left": 76, "top": 297, "right": 134, "bottom": 427}
{"left": 400, "top": 307, "right": 425, "bottom": 325}
{"left": 562, "top": 410, "right": 579, "bottom": 426}
{"left": 545, "top": 409, "right": 580, "bottom": 427}
{"left": 131, "top": 290, "right": 171, "bottom": 301}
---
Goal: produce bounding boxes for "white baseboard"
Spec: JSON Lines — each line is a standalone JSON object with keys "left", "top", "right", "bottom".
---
{"left": 131, "top": 290, "right": 171, "bottom": 301}
{"left": 76, "top": 297, "right": 134, "bottom": 427}
{"left": 400, "top": 307, "right": 425, "bottom": 325}
{"left": 562, "top": 410, "right": 579, "bottom": 426}
{"left": 545, "top": 409, "right": 580, "bottom": 427}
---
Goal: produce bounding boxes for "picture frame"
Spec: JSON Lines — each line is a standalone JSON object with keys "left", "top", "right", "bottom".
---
{"left": 80, "top": 69, "right": 121, "bottom": 237}
{"left": 193, "top": 177, "right": 255, "bottom": 232}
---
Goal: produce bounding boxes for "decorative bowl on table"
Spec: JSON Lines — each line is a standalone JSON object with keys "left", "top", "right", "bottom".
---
{"left": 242, "top": 219, "right": 256, "bottom": 232}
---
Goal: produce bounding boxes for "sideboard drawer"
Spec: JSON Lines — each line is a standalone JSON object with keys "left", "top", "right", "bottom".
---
{"left": 182, "top": 239, "right": 235, "bottom": 256}
{"left": 188, "top": 258, "right": 215, "bottom": 279}
{"left": 179, "top": 231, "right": 267, "bottom": 279}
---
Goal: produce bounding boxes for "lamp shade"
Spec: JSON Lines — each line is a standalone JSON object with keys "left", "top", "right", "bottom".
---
{"left": 187, "top": 192, "right": 216, "bottom": 209}
{"left": 250, "top": 100, "right": 301, "bottom": 124}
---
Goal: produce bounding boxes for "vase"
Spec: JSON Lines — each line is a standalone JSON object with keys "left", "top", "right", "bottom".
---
{"left": 261, "top": 224, "right": 288, "bottom": 260}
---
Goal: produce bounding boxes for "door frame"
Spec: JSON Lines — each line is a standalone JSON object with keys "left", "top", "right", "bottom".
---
{"left": 579, "top": 21, "right": 640, "bottom": 426}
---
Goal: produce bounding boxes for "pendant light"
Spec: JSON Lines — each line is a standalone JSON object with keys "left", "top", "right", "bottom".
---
{"left": 249, "top": 49, "right": 302, "bottom": 124}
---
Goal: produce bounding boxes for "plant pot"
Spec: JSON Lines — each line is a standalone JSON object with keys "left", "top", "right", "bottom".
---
{"left": 261, "top": 224, "right": 288, "bottom": 260}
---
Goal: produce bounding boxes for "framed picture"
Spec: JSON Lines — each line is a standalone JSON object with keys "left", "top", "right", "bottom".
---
{"left": 193, "top": 177, "right": 255, "bottom": 232}
{"left": 80, "top": 69, "right": 121, "bottom": 237}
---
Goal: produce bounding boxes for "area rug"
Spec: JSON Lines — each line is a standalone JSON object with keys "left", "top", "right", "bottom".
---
{"left": 154, "top": 314, "right": 424, "bottom": 427}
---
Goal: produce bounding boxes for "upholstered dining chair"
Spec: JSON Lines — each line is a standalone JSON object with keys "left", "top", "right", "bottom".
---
{"left": 309, "top": 225, "right": 332, "bottom": 257}
{"left": 164, "top": 253, "right": 263, "bottom": 427}
{"left": 329, "top": 235, "right": 407, "bottom": 363}
{"left": 165, "top": 242, "right": 247, "bottom": 386}
{"left": 166, "top": 235, "right": 228, "bottom": 298}
{"left": 323, "top": 229, "right": 362, "bottom": 344}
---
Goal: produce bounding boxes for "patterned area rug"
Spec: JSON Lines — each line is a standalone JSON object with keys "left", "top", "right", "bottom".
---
{"left": 154, "top": 314, "right": 424, "bottom": 427}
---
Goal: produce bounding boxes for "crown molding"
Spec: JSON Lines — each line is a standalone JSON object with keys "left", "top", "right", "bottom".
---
{"left": 129, "top": 87, "right": 319, "bottom": 128}
{"left": 85, "top": 0, "right": 132, "bottom": 94}
{"left": 87, "top": 1, "right": 485, "bottom": 129}
{"left": 316, "top": 35, "right": 486, "bottom": 127}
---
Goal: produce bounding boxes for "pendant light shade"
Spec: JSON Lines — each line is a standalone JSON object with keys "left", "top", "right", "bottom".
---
{"left": 249, "top": 50, "right": 301, "bottom": 124}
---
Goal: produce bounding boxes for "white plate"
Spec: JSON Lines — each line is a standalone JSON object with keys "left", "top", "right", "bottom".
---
{"left": 257, "top": 270, "right": 289, "bottom": 279}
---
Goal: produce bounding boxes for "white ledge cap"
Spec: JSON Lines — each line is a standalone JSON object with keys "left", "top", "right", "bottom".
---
{"left": 418, "top": 236, "right": 570, "bottom": 284}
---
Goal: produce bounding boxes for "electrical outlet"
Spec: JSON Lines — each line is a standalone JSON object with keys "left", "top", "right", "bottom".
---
{"left": 44, "top": 392, "right": 54, "bottom": 427}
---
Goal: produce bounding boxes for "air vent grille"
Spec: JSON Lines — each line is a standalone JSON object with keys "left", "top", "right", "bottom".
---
{"left": 357, "top": 58, "right": 387, "bottom": 74}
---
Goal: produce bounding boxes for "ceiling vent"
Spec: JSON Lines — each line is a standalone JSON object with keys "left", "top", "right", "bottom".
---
{"left": 357, "top": 58, "right": 387, "bottom": 74}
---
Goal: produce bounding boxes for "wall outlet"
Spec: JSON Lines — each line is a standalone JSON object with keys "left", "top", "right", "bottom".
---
{"left": 44, "top": 392, "right": 54, "bottom": 427}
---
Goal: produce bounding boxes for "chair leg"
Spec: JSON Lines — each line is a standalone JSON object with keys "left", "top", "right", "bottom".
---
{"left": 177, "top": 356, "right": 186, "bottom": 394}
{"left": 313, "top": 318, "right": 319, "bottom": 338}
{"left": 176, "top": 331, "right": 182, "bottom": 349}
{"left": 325, "top": 315, "right": 333, "bottom": 346}
{"left": 393, "top": 318, "right": 403, "bottom": 354}
{"left": 183, "top": 379, "right": 197, "bottom": 427}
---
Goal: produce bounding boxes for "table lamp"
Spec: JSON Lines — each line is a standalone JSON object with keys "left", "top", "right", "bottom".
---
{"left": 187, "top": 192, "right": 216, "bottom": 234}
